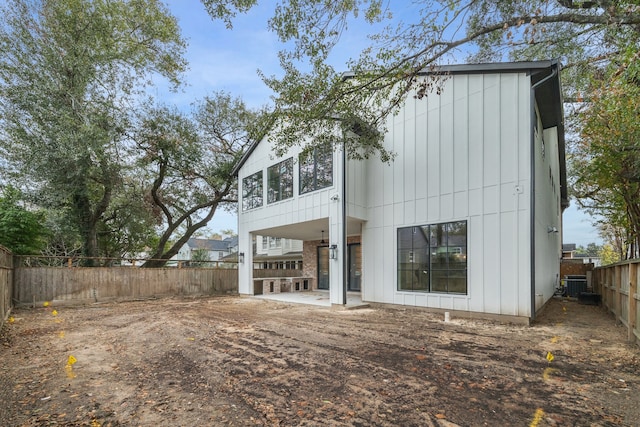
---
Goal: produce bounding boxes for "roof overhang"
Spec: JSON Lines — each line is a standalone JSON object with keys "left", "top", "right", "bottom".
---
{"left": 233, "top": 60, "right": 568, "bottom": 211}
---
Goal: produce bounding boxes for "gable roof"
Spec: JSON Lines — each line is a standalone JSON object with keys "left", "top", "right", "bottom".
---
{"left": 231, "top": 59, "right": 567, "bottom": 208}
{"left": 187, "top": 238, "right": 233, "bottom": 252}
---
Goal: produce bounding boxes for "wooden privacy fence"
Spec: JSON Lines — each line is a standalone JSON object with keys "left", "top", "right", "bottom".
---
{"left": 13, "top": 266, "right": 238, "bottom": 307}
{"left": 592, "top": 260, "right": 640, "bottom": 345}
{"left": 0, "top": 245, "right": 13, "bottom": 321}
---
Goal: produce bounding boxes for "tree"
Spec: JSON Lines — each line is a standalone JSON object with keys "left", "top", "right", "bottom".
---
{"left": 40, "top": 208, "right": 84, "bottom": 261}
{"left": 598, "top": 222, "right": 628, "bottom": 261}
{"left": 572, "top": 49, "right": 640, "bottom": 258}
{"left": 0, "top": 186, "right": 48, "bottom": 255}
{"left": 599, "top": 243, "right": 620, "bottom": 266}
{"left": 96, "top": 179, "right": 160, "bottom": 261}
{"left": 574, "top": 242, "right": 601, "bottom": 257}
{"left": 134, "top": 93, "right": 261, "bottom": 267}
{"left": 220, "top": 228, "right": 237, "bottom": 239}
{"left": 191, "top": 248, "right": 211, "bottom": 267}
{"left": 202, "top": 0, "right": 640, "bottom": 160}
{"left": 0, "top": 0, "right": 186, "bottom": 264}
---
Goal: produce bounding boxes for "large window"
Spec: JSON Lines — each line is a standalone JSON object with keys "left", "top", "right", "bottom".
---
{"left": 397, "top": 221, "right": 467, "bottom": 294}
{"left": 299, "top": 143, "right": 333, "bottom": 194}
{"left": 242, "top": 171, "right": 263, "bottom": 211}
{"left": 267, "top": 158, "right": 293, "bottom": 203}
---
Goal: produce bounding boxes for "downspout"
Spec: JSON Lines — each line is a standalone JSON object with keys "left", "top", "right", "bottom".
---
{"left": 342, "top": 140, "right": 347, "bottom": 305}
{"left": 529, "top": 66, "right": 558, "bottom": 321}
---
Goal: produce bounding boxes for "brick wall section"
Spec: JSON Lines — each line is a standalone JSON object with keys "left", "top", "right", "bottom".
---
{"left": 302, "top": 236, "right": 361, "bottom": 290}
{"left": 560, "top": 260, "right": 594, "bottom": 278}
{"left": 302, "top": 240, "right": 319, "bottom": 284}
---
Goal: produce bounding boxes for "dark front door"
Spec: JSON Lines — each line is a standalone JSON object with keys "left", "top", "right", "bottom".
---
{"left": 317, "top": 246, "right": 329, "bottom": 290}
{"left": 348, "top": 243, "right": 361, "bottom": 291}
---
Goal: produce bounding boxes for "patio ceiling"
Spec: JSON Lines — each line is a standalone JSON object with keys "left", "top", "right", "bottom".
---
{"left": 251, "top": 217, "right": 364, "bottom": 241}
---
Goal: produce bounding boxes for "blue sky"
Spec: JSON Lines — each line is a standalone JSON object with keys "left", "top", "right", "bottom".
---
{"left": 163, "top": 1, "right": 602, "bottom": 247}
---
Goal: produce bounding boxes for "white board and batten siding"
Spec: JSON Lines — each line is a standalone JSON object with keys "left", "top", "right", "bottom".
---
{"left": 361, "top": 72, "right": 536, "bottom": 317}
{"left": 534, "top": 120, "right": 563, "bottom": 311}
{"left": 236, "top": 61, "right": 564, "bottom": 319}
{"left": 236, "top": 133, "right": 343, "bottom": 295}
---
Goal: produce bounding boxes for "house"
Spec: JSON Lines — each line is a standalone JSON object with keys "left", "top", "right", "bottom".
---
{"left": 253, "top": 236, "right": 303, "bottom": 270}
{"left": 562, "top": 243, "right": 577, "bottom": 259}
{"left": 562, "top": 243, "right": 601, "bottom": 267}
{"left": 233, "top": 60, "right": 567, "bottom": 321}
{"left": 174, "top": 237, "right": 238, "bottom": 264}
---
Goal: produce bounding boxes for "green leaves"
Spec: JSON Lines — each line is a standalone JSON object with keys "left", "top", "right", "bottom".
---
{"left": 572, "top": 50, "right": 640, "bottom": 257}
{"left": 0, "top": 0, "right": 187, "bottom": 260}
{"left": 134, "top": 93, "right": 257, "bottom": 266}
{"left": 0, "top": 187, "right": 48, "bottom": 255}
{"left": 204, "top": 1, "right": 640, "bottom": 164}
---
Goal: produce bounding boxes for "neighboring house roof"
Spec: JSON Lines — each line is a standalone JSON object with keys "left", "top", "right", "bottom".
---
{"left": 563, "top": 243, "right": 577, "bottom": 252}
{"left": 223, "top": 236, "right": 239, "bottom": 248}
{"left": 230, "top": 59, "right": 567, "bottom": 210}
{"left": 187, "top": 238, "right": 233, "bottom": 252}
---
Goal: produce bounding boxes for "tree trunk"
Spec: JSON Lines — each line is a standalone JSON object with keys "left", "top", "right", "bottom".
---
{"left": 73, "top": 181, "right": 112, "bottom": 266}
{"left": 141, "top": 203, "right": 220, "bottom": 268}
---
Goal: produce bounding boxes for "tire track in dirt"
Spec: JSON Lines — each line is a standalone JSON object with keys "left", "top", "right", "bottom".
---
{"left": 1, "top": 297, "right": 637, "bottom": 426}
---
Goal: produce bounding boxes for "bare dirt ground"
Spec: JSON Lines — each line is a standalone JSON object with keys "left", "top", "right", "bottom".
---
{"left": 1, "top": 295, "right": 639, "bottom": 427}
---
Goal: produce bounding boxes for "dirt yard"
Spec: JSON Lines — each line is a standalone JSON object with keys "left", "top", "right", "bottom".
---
{"left": 1, "top": 295, "right": 639, "bottom": 426}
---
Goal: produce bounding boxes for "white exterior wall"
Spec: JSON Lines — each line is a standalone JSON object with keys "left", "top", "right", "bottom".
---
{"left": 360, "top": 72, "right": 534, "bottom": 317}
{"left": 173, "top": 243, "right": 226, "bottom": 262}
{"left": 256, "top": 236, "right": 303, "bottom": 256}
{"left": 236, "top": 65, "right": 563, "bottom": 319}
{"left": 533, "top": 115, "right": 562, "bottom": 312}
{"left": 175, "top": 244, "right": 191, "bottom": 261}
{"left": 237, "top": 136, "right": 345, "bottom": 301}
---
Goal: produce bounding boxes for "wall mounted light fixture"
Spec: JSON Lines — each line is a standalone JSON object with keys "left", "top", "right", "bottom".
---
{"left": 238, "top": 252, "right": 245, "bottom": 263}
{"left": 329, "top": 244, "right": 338, "bottom": 260}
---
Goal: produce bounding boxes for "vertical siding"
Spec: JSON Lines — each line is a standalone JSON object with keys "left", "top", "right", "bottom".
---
{"left": 533, "top": 120, "right": 562, "bottom": 312}
{"left": 366, "top": 72, "right": 532, "bottom": 316}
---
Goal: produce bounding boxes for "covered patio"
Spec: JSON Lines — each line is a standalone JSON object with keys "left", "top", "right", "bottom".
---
{"left": 254, "top": 290, "right": 366, "bottom": 308}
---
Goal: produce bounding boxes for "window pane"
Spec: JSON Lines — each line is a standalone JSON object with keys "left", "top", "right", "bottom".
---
{"left": 242, "top": 171, "right": 263, "bottom": 211}
{"left": 448, "top": 221, "right": 467, "bottom": 272}
{"left": 397, "top": 227, "right": 414, "bottom": 291}
{"left": 267, "top": 158, "right": 293, "bottom": 203}
{"left": 299, "top": 143, "right": 333, "bottom": 194}
{"left": 397, "top": 221, "right": 467, "bottom": 294}
{"left": 316, "top": 145, "right": 333, "bottom": 189}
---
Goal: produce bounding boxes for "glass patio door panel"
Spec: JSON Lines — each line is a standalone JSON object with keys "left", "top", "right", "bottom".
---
{"left": 317, "top": 246, "right": 330, "bottom": 290}
{"left": 348, "top": 244, "right": 361, "bottom": 291}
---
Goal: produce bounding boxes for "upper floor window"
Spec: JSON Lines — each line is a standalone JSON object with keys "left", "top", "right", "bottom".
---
{"left": 299, "top": 143, "right": 333, "bottom": 194}
{"left": 269, "top": 237, "right": 282, "bottom": 249}
{"left": 242, "top": 171, "right": 263, "bottom": 211}
{"left": 267, "top": 158, "right": 293, "bottom": 203}
{"left": 397, "top": 221, "right": 467, "bottom": 294}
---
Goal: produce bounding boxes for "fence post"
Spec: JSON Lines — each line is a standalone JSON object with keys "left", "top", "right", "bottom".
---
{"left": 630, "top": 263, "right": 638, "bottom": 343}
{"left": 615, "top": 265, "right": 622, "bottom": 320}
{"left": 605, "top": 267, "right": 611, "bottom": 312}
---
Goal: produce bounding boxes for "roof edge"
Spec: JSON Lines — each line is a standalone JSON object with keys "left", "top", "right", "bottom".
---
{"left": 341, "top": 59, "right": 562, "bottom": 80}
{"left": 234, "top": 59, "right": 564, "bottom": 177}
